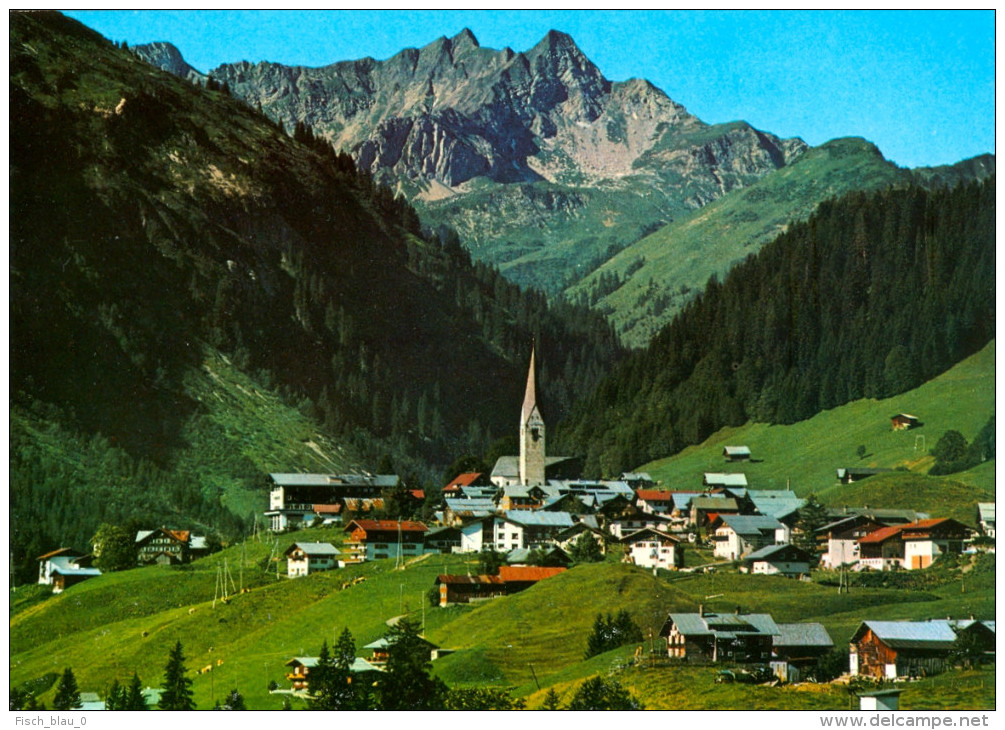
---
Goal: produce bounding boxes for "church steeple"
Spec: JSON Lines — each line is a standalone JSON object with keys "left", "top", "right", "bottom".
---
{"left": 519, "top": 345, "right": 546, "bottom": 486}
{"left": 521, "top": 346, "right": 538, "bottom": 426}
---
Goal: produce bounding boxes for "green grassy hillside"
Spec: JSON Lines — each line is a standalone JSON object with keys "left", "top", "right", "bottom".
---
{"left": 569, "top": 138, "right": 911, "bottom": 346}
{"left": 10, "top": 526, "right": 994, "bottom": 710}
{"left": 637, "top": 341, "right": 995, "bottom": 521}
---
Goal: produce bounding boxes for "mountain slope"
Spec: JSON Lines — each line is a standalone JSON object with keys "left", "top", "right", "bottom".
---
{"left": 135, "top": 31, "right": 807, "bottom": 294}
{"left": 556, "top": 177, "right": 995, "bottom": 476}
{"left": 10, "top": 12, "right": 621, "bottom": 574}
{"left": 636, "top": 340, "right": 995, "bottom": 522}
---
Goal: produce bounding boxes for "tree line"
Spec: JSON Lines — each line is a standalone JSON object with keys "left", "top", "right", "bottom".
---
{"left": 558, "top": 178, "right": 995, "bottom": 476}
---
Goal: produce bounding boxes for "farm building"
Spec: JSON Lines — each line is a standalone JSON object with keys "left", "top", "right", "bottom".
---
{"left": 836, "top": 467, "right": 893, "bottom": 484}
{"left": 771, "top": 622, "right": 834, "bottom": 682}
{"left": 435, "top": 574, "right": 505, "bottom": 606}
{"left": 890, "top": 413, "right": 920, "bottom": 431}
{"left": 723, "top": 446, "right": 751, "bottom": 462}
{"left": 849, "top": 620, "right": 958, "bottom": 679}
{"left": 660, "top": 608, "right": 779, "bottom": 663}
{"left": 37, "top": 548, "right": 101, "bottom": 593}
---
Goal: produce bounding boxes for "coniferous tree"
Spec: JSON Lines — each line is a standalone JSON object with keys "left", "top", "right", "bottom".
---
{"left": 158, "top": 641, "right": 195, "bottom": 710}
{"left": 541, "top": 687, "right": 562, "bottom": 710}
{"left": 104, "top": 679, "right": 124, "bottom": 710}
{"left": 567, "top": 676, "right": 643, "bottom": 710}
{"left": 374, "top": 618, "right": 447, "bottom": 710}
{"left": 52, "top": 668, "right": 81, "bottom": 710}
{"left": 125, "top": 673, "right": 147, "bottom": 710}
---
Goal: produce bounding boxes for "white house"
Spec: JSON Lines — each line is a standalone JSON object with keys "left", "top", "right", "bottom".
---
{"left": 285, "top": 542, "right": 339, "bottom": 577}
{"left": 622, "top": 528, "right": 682, "bottom": 571}
{"left": 816, "top": 514, "right": 886, "bottom": 569}
{"left": 712, "top": 514, "right": 786, "bottom": 560}
{"left": 493, "top": 511, "right": 574, "bottom": 551}
{"left": 742, "top": 543, "right": 812, "bottom": 577}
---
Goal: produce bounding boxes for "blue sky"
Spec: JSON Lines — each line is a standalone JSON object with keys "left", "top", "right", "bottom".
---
{"left": 64, "top": 10, "right": 994, "bottom": 169}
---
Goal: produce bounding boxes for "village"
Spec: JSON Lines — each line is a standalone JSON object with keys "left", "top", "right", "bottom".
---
{"left": 32, "top": 351, "right": 996, "bottom": 707}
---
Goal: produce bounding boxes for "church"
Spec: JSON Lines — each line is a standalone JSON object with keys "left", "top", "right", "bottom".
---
{"left": 490, "top": 347, "right": 581, "bottom": 487}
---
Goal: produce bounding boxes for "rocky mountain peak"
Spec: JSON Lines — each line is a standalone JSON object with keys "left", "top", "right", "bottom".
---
{"left": 450, "top": 28, "right": 480, "bottom": 52}
{"left": 133, "top": 41, "right": 206, "bottom": 83}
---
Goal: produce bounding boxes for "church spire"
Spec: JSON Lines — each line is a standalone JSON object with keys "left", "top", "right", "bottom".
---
{"left": 519, "top": 344, "right": 546, "bottom": 486}
{"left": 521, "top": 345, "right": 538, "bottom": 425}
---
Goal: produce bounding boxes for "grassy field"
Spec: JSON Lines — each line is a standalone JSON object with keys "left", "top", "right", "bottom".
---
{"left": 10, "top": 529, "right": 994, "bottom": 710}
{"left": 637, "top": 341, "right": 995, "bottom": 523}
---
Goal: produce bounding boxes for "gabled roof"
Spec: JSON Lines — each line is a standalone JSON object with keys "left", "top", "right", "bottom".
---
{"left": 344, "top": 519, "right": 427, "bottom": 534}
{"left": 364, "top": 635, "right": 437, "bottom": 650}
{"left": 743, "top": 543, "right": 811, "bottom": 562}
{"left": 773, "top": 623, "right": 834, "bottom": 648}
{"left": 704, "top": 473, "right": 748, "bottom": 487}
{"left": 857, "top": 524, "right": 904, "bottom": 544}
{"left": 636, "top": 489, "right": 674, "bottom": 503}
{"left": 724, "top": 446, "right": 751, "bottom": 457}
{"left": 446, "top": 472, "right": 486, "bottom": 489}
{"left": 621, "top": 527, "right": 680, "bottom": 544}
{"left": 37, "top": 547, "right": 77, "bottom": 561}
{"left": 436, "top": 574, "right": 504, "bottom": 586}
{"left": 498, "top": 565, "right": 566, "bottom": 582}
{"left": 620, "top": 472, "right": 653, "bottom": 482}
{"left": 502, "top": 510, "right": 574, "bottom": 528}
{"left": 717, "top": 514, "right": 784, "bottom": 535}
{"left": 692, "top": 496, "right": 739, "bottom": 512}
{"left": 49, "top": 557, "right": 101, "bottom": 576}
{"left": 977, "top": 503, "right": 995, "bottom": 522}
{"left": 852, "top": 620, "right": 958, "bottom": 649}
{"left": 424, "top": 525, "right": 461, "bottom": 539}
{"left": 661, "top": 612, "right": 779, "bottom": 638}
{"left": 285, "top": 656, "right": 384, "bottom": 673}
{"left": 286, "top": 542, "right": 339, "bottom": 557}
{"left": 670, "top": 492, "right": 704, "bottom": 511}
{"left": 270, "top": 473, "right": 399, "bottom": 488}
{"left": 747, "top": 490, "right": 806, "bottom": 520}
{"left": 312, "top": 503, "right": 342, "bottom": 514}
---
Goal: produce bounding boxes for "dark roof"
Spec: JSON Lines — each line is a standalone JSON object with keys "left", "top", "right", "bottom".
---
{"left": 621, "top": 527, "right": 680, "bottom": 544}
{"left": 743, "top": 543, "right": 812, "bottom": 563}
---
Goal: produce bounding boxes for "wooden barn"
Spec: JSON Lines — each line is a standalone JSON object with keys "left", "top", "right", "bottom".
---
{"left": 849, "top": 621, "right": 958, "bottom": 679}
{"left": 890, "top": 413, "right": 920, "bottom": 431}
{"left": 435, "top": 574, "right": 505, "bottom": 606}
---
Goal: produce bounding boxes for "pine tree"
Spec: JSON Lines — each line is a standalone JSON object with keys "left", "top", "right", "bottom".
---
{"left": 52, "top": 667, "right": 81, "bottom": 710}
{"left": 159, "top": 641, "right": 195, "bottom": 710}
{"left": 125, "top": 673, "right": 147, "bottom": 710}
{"left": 567, "top": 676, "right": 643, "bottom": 710}
{"left": 375, "top": 618, "right": 447, "bottom": 710}
{"left": 104, "top": 679, "right": 124, "bottom": 710}
{"left": 541, "top": 687, "right": 562, "bottom": 710}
